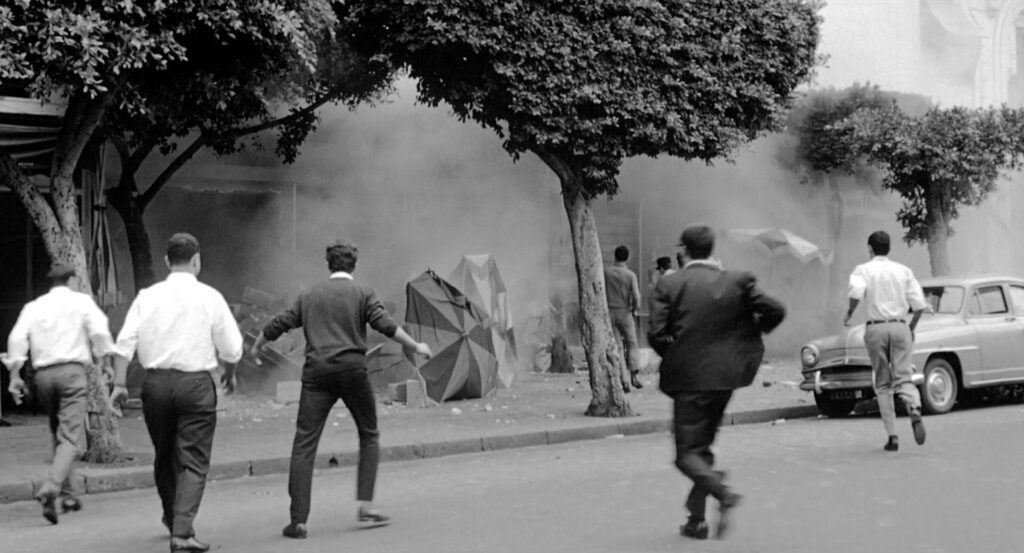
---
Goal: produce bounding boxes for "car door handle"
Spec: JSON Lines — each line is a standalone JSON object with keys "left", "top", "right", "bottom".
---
{"left": 1006, "top": 317, "right": 1018, "bottom": 322}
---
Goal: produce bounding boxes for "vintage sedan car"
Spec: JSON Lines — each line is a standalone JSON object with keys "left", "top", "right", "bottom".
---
{"left": 800, "top": 275, "right": 1024, "bottom": 417}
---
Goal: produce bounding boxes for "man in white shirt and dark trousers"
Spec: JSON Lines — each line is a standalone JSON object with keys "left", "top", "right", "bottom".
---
{"left": 844, "top": 231, "right": 932, "bottom": 452}
{"left": 3, "top": 263, "right": 116, "bottom": 525}
{"left": 252, "top": 239, "right": 432, "bottom": 540}
{"left": 109, "top": 233, "right": 242, "bottom": 552}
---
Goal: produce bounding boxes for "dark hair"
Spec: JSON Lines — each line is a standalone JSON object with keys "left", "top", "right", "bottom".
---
{"left": 655, "top": 256, "right": 672, "bottom": 271}
{"left": 326, "top": 239, "right": 358, "bottom": 273}
{"left": 614, "top": 245, "right": 629, "bottom": 262}
{"left": 166, "top": 233, "right": 200, "bottom": 266}
{"left": 680, "top": 225, "right": 714, "bottom": 259}
{"left": 46, "top": 263, "right": 75, "bottom": 286}
{"left": 868, "top": 230, "right": 891, "bottom": 256}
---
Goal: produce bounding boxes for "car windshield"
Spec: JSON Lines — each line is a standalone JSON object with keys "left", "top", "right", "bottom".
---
{"left": 923, "top": 286, "right": 964, "bottom": 314}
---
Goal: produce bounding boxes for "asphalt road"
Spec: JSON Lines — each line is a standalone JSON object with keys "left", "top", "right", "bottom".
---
{"left": 2, "top": 405, "right": 1023, "bottom": 553}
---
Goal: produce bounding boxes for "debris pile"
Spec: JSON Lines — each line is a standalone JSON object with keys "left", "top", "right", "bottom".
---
{"left": 231, "top": 286, "right": 303, "bottom": 396}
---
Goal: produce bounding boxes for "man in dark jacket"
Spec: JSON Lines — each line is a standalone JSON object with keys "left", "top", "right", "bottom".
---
{"left": 649, "top": 225, "right": 785, "bottom": 541}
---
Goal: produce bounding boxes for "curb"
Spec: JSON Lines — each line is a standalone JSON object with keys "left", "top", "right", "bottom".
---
{"left": 0, "top": 404, "right": 819, "bottom": 504}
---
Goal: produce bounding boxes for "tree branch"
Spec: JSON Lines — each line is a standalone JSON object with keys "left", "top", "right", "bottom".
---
{"left": 140, "top": 133, "right": 208, "bottom": 209}
{"left": 229, "top": 87, "right": 342, "bottom": 138}
{"left": 0, "top": 148, "right": 62, "bottom": 254}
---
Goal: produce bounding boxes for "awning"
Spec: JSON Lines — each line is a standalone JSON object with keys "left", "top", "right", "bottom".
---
{"left": 0, "top": 96, "right": 63, "bottom": 175}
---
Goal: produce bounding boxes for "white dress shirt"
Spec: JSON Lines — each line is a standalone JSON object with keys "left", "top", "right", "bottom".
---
{"left": 2, "top": 286, "right": 115, "bottom": 371}
{"left": 115, "top": 272, "right": 242, "bottom": 371}
{"left": 848, "top": 256, "right": 929, "bottom": 321}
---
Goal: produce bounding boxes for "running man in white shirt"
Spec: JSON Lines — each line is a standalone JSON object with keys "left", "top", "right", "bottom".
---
{"left": 844, "top": 231, "right": 932, "bottom": 452}
{"left": 3, "top": 263, "right": 116, "bottom": 524}
{"left": 109, "top": 233, "right": 242, "bottom": 553}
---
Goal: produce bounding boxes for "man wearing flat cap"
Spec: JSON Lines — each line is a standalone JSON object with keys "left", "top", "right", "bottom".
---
{"left": 649, "top": 225, "right": 786, "bottom": 541}
{"left": 3, "top": 263, "right": 116, "bottom": 525}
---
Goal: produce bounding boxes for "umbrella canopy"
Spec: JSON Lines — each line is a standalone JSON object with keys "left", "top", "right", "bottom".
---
{"left": 448, "top": 254, "right": 517, "bottom": 388}
{"left": 404, "top": 270, "right": 501, "bottom": 402}
{"left": 725, "top": 228, "right": 832, "bottom": 264}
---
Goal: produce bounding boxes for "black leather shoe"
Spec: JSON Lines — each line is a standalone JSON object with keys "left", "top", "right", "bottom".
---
{"left": 911, "top": 414, "right": 926, "bottom": 445}
{"left": 282, "top": 523, "right": 307, "bottom": 539}
{"left": 680, "top": 519, "right": 709, "bottom": 540}
{"left": 169, "top": 536, "right": 210, "bottom": 552}
{"left": 884, "top": 435, "right": 899, "bottom": 451}
{"left": 357, "top": 507, "right": 391, "bottom": 528}
{"left": 37, "top": 491, "right": 58, "bottom": 525}
{"left": 715, "top": 492, "right": 742, "bottom": 539}
{"left": 631, "top": 374, "right": 644, "bottom": 389}
{"left": 60, "top": 496, "right": 82, "bottom": 513}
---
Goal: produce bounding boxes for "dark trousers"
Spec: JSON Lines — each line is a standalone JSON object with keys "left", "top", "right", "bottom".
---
{"left": 672, "top": 390, "right": 733, "bottom": 521}
{"left": 141, "top": 369, "right": 217, "bottom": 539}
{"left": 289, "top": 367, "right": 380, "bottom": 524}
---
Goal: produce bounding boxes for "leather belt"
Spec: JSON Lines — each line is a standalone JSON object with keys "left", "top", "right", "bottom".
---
{"left": 866, "top": 319, "right": 905, "bottom": 325}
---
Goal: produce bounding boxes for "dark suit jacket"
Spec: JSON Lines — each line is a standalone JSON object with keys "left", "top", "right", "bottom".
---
{"left": 648, "top": 263, "right": 786, "bottom": 393}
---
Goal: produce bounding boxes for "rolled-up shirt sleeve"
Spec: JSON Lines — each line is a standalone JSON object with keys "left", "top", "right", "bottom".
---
{"left": 3, "top": 305, "right": 33, "bottom": 371}
{"left": 82, "top": 298, "right": 116, "bottom": 358}
{"left": 366, "top": 291, "right": 398, "bottom": 338}
{"left": 211, "top": 293, "right": 243, "bottom": 363}
{"left": 115, "top": 295, "right": 142, "bottom": 361}
{"left": 848, "top": 266, "right": 868, "bottom": 300}
{"left": 905, "top": 270, "right": 930, "bottom": 311}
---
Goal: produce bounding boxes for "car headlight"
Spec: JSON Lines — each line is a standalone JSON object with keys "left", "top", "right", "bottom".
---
{"left": 800, "top": 345, "right": 819, "bottom": 368}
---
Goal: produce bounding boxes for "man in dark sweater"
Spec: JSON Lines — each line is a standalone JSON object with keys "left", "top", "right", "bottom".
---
{"left": 252, "top": 239, "right": 431, "bottom": 539}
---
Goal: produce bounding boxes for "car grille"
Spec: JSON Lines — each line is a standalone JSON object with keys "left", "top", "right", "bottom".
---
{"left": 820, "top": 366, "right": 871, "bottom": 382}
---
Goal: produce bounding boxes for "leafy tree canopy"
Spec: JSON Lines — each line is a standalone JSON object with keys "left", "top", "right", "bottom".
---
{"left": 843, "top": 105, "right": 1024, "bottom": 245}
{"left": 344, "top": 0, "right": 821, "bottom": 198}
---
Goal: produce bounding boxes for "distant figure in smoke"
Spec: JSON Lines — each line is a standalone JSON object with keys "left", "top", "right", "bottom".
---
{"left": 652, "top": 256, "right": 677, "bottom": 285}
{"left": 110, "top": 233, "right": 243, "bottom": 552}
{"left": 252, "top": 239, "right": 432, "bottom": 539}
{"left": 843, "top": 230, "right": 931, "bottom": 452}
{"left": 604, "top": 245, "right": 643, "bottom": 391}
{"left": 3, "top": 263, "right": 116, "bottom": 525}
{"left": 649, "top": 225, "right": 785, "bottom": 540}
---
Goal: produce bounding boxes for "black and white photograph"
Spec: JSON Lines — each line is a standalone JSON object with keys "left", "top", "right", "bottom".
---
{"left": 2, "top": 1, "right": 1024, "bottom": 552}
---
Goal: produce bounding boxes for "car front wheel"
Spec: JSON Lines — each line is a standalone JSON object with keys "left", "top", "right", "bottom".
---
{"left": 920, "top": 358, "right": 958, "bottom": 414}
{"left": 813, "top": 393, "right": 857, "bottom": 418}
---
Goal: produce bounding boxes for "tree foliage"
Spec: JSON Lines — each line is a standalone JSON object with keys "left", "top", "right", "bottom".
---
{"left": 98, "top": 1, "right": 393, "bottom": 288}
{"left": 841, "top": 104, "right": 1024, "bottom": 275}
{"left": 0, "top": 0, "right": 370, "bottom": 460}
{"left": 343, "top": 0, "right": 821, "bottom": 415}
{"left": 344, "top": 0, "right": 821, "bottom": 199}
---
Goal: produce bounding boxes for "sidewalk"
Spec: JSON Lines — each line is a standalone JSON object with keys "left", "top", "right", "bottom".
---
{"left": 0, "top": 360, "right": 816, "bottom": 504}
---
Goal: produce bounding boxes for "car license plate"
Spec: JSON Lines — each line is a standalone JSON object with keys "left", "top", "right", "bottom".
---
{"left": 830, "top": 390, "right": 863, "bottom": 401}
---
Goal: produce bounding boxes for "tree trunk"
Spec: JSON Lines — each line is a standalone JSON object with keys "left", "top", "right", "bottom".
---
{"left": 109, "top": 183, "right": 156, "bottom": 289}
{"left": 536, "top": 150, "right": 632, "bottom": 416}
{"left": 0, "top": 91, "right": 125, "bottom": 462}
{"left": 82, "top": 364, "right": 125, "bottom": 463}
{"left": 560, "top": 192, "right": 633, "bottom": 416}
{"left": 925, "top": 185, "right": 952, "bottom": 277}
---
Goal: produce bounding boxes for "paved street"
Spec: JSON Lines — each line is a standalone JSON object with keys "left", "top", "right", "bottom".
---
{"left": 2, "top": 405, "right": 1022, "bottom": 553}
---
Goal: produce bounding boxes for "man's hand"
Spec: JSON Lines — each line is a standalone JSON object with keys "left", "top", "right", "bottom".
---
{"left": 7, "top": 376, "right": 26, "bottom": 406}
{"left": 220, "top": 365, "right": 236, "bottom": 394}
{"left": 414, "top": 342, "right": 433, "bottom": 359}
{"left": 249, "top": 343, "right": 263, "bottom": 366}
{"left": 108, "top": 385, "right": 128, "bottom": 417}
{"left": 842, "top": 312, "right": 853, "bottom": 327}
